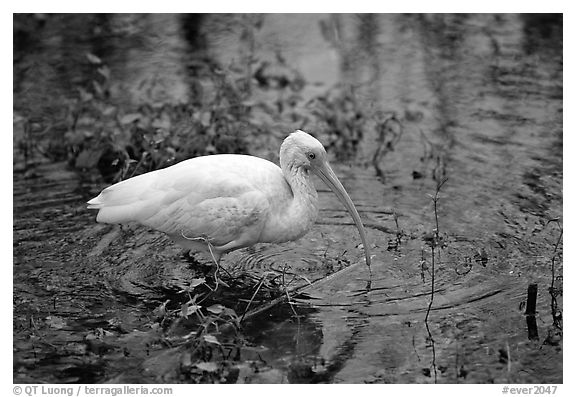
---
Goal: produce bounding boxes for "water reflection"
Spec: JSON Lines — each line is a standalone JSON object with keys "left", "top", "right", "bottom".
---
{"left": 227, "top": 14, "right": 561, "bottom": 383}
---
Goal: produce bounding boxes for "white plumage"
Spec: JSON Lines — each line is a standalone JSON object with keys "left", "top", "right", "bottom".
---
{"left": 88, "top": 130, "right": 371, "bottom": 266}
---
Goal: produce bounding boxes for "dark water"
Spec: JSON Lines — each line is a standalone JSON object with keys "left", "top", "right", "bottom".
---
{"left": 13, "top": 14, "right": 562, "bottom": 383}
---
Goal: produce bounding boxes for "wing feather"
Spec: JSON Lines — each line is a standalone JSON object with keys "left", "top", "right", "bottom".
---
{"left": 88, "top": 154, "right": 286, "bottom": 248}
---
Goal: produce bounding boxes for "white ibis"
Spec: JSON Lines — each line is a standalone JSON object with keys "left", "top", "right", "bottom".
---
{"left": 87, "top": 130, "right": 371, "bottom": 268}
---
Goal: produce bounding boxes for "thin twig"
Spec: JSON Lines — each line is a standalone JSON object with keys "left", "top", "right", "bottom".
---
{"left": 425, "top": 246, "right": 436, "bottom": 325}
{"left": 546, "top": 220, "right": 563, "bottom": 330}
{"left": 282, "top": 264, "right": 299, "bottom": 317}
{"left": 240, "top": 273, "right": 269, "bottom": 322}
{"left": 432, "top": 177, "right": 448, "bottom": 236}
{"left": 423, "top": 177, "right": 447, "bottom": 384}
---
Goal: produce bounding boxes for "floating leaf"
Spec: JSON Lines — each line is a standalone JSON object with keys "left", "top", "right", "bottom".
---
{"left": 181, "top": 352, "right": 192, "bottom": 368}
{"left": 153, "top": 299, "right": 170, "bottom": 318}
{"left": 181, "top": 302, "right": 201, "bottom": 318}
{"left": 77, "top": 87, "right": 93, "bottom": 102}
{"left": 98, "top": 66, "right": 111, "bottom": 80}
{"left": 202, "top": 334, "right": 220, "bottom": 345}
{"left": 180, "top": 302, "right": 188, "bottom": 317}
{"left": 194, "top": 362, "right": 219, "bottom": 372}
{"left": 45, "top": 315, "right": 66, "bottom": 329}
{"left": 188, "top": 304, "right": 201, "bottom": 314}
{"left": 189, "top": 278, "right": 206, "bottom": 288}
{"left": 85, "top": 328, "right": 113, "bottom": 340}
{"left": 120, "top": 113, "right": 141, "bottom": 125}
{"left": 206, "top": 304, "right": 225, "bottom": 314}
{"left": 200, "top": 111, "right": 211, "bottom": 127}
{"left": 241, "top": 100, "right": 256, "bottom": 107}
{"left": 152, "top": 118, "right": 171, "bottom": 130}
{"left": 178, "top": 278, "right": 206, "bottom": 293}
{"left": 86, "top": 53, "right": 102, "bottom": 64}
{"left": 102, "top": 105, "right": 117, "bottom": 117}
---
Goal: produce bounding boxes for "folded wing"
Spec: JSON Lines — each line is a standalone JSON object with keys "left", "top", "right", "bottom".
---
{"left": 87, "top": 155, "right": 282, "bottom": 249}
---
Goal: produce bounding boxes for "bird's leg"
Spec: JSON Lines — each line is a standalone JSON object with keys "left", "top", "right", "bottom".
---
{"left": 205, "top": 240, "right": 220, "bottom": 267}
{"left": 205, "top": 241, "right": 222, "bottom": 288}
{"left": 180, "top": 232, "right": 219, "bottom": 265}
{"left": 180, "top": 233, "right": 230, "bottom": 291}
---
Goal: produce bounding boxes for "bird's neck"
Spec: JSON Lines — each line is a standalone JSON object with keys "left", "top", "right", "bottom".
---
{"left": 285, "top": 165, "right": 319, "bottom": 212}
{"left": 262, "top": 164, "right": 319, "bottom": 243}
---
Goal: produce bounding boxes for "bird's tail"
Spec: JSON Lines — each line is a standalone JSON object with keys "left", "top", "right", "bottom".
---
{"left": 87, "top": 197, "right": 103, "bottom": 209}
{"left": 87, "top": 173, "right": 158, "bottom": 224}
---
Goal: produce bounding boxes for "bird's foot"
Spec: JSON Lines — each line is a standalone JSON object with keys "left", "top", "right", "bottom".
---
{"left": 184, "top": 253, "right": 230, "bottom": 289}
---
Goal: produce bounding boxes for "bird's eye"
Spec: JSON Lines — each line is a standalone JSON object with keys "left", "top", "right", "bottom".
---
{"left": 308, "top": 152, "right": 316, "bottom": 160}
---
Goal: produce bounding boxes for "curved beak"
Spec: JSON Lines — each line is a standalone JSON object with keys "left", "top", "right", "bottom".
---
{"left": 313, "top": 161, "right": 371, "bottom": 268}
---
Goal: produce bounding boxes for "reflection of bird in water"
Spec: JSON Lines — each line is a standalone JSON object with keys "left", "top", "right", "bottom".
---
{"left": 88, "top": 130, "right": 371, "bottom": 268}
{"left": 372, "top": 114, "right": 403, "bottom": 181}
